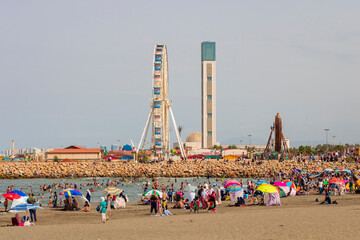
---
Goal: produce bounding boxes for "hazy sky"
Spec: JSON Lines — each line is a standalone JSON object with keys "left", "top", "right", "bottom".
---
{"left": 0, "top": 1, "right": 359, "bottom": 151}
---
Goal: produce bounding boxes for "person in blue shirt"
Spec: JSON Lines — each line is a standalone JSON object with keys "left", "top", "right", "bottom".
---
{"left": 99, "top": 197, "right": 107, "bottom": 224}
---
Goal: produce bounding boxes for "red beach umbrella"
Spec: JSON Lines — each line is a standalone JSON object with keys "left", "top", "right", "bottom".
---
{"left": 2, "top": 193, "right": 21, "bottom": 200}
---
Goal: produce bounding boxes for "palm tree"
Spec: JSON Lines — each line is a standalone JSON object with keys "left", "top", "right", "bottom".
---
{"left": 178, "top": 125, "right": 183, "bottom": 137}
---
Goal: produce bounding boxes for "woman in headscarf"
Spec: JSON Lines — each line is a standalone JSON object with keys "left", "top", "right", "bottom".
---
{"left": 207, "top": 190, "right": 217, "bottom": 212}
{"left": 200, "top": 186, "right": 208, "bottom": 209}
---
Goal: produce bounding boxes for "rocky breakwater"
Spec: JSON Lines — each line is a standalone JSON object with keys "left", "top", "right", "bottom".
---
{"left": 0, "top": 160, "right": 359, "bottom": 179}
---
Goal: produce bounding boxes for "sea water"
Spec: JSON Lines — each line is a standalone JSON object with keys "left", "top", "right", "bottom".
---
{"left": 0, "top": 177, "right": 248, "bottom": 203}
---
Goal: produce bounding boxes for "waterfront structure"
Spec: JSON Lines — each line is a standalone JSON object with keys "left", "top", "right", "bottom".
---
{"left": 173, "top": 132, "right": 202, "bottom": 151}
{"left": 46, "top": 145, "right": 101, "bottom": 161}
{"left": 201, "top": 41, "right": 216, "bottom": 149}
{"left": 138, "top": 44, "right": 186, "bottom": 159}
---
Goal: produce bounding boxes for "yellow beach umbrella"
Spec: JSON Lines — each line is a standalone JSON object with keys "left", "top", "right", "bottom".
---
{"left": 257, "top": 184, "right": 278, "bottom": 193}
{"left": 103, "top": 187, "right": 123, "bottom": 195}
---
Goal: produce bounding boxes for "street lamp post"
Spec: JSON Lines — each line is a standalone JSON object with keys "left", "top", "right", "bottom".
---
{"left": 332, "top": 136, "right": 336, "bottom": 146}
{"left": 324, "top": 129, "right": 329, "bottom": 151}
{"left": 248, "top": 135, "right": 252, "bottom": 146}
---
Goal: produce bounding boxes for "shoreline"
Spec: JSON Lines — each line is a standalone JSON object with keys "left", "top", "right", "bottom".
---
{"left": 0, "top": 159, "right": 359, "bottom": 179}
{"left": 1, "top": 194, "right": 360, "bottom": 239}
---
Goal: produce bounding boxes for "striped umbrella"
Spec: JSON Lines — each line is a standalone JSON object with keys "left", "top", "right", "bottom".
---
{"left": 59, "top": 189, "right": 83, "bottom": 198}
{"left": 142, "top": 189, "right": 163, "bottom": 197}
{"left": 222, "top": 179, "right": 241, "bottom": 187}
{"left": 226, "top": 184, "right": 242, "bottom": 192}
{"left": 104, "top": 187, "right": 123, "bottom": 195}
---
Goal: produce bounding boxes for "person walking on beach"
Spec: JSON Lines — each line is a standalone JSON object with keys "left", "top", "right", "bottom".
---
{"left": 150, "top": 193, "right": 158, "bottom": 215}
{"left": 27, "top": 194, "right": 37, "bottom": 222}
{"left": 53, "top": 192, "right": 58, "bottom": 208}
{"left": 99, "top": 197, "right": 107, "bottom": 224}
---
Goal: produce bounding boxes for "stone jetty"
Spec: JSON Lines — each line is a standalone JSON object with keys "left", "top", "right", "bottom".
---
{"left": 0, "top": 159, "right": 359, "bottom": 179}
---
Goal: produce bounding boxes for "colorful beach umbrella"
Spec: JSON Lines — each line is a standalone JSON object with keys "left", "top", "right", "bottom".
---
{"left": 2, "top": 193, "right": 22, "bottom": 200}
{"left": 222, "top": 179, "right": 241, "bottom": 187}
{"left": 255, "top": 180, "right": 269, "bottom": 186}
{"left": 10, "top": 204, "right": 43, "bottom": 212}
{"left": 226, "top": 184, "right": 243, "bottom": 192}
{"left": 257, "top": 184, "right": 278, "bottom": 193}
{"left": 274, "top": 182, "right": 287, "bottom": 187}
{"left": 59, "top": 189, "right": 83, "bottom": 198}
{"left": 283, "top": 180, "right": 296, "bottom": 189}
{"left": 143, "top": 190, "right": 163, "bottom": 197}
{"left": 9, "top": 190, "right": 27, "bottom": 197}
{"left": 276, "top": 187, "right": 287, "bottom": 198}
{"left": 328, "top": 178, "right": 341, "bottom": 184}
{"left": 103, "top": 187, "right": 123, "bottom": 195}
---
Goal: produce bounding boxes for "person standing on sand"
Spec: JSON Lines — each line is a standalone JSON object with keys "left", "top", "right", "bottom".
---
{"left": 53, "top": 192, "right": 58, "bottom": 208}
{"left": 99, "top": 197, "right": 107, "bottom": 224}
{"left": 106, "top": 194, "right": 112, "bottom": 218}
{"left": 27, "top": 194, "right": 37, "bottom": 222}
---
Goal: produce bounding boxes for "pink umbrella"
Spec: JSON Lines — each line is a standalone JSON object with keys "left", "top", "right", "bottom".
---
{"left": 274, "top": 182, "right": 288, "bottom": 187}
{"left": 222, "top": 179, "right": 241, "bottom": 187}
{"left": 224, "top": 182, "right": 242, "bottom": 188}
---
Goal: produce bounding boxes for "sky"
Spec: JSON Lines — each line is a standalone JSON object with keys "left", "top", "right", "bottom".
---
{"left": 0, "top": 1, "right": 359, "bottom": 152}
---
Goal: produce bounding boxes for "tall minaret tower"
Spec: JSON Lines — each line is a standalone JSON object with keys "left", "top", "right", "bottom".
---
{"left": 201, "top": 41, "right": 216, "bottom": 149}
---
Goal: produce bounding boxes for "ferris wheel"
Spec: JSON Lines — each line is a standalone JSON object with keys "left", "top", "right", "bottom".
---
{"left": 137, "top": 44, "right": 186, "bottom": 159}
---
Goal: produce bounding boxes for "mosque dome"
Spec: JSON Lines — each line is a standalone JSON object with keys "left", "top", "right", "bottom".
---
{"left": 186, "top": 132, "right": 202, "bottom": 143}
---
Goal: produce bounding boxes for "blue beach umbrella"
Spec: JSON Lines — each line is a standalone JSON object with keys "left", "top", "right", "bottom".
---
{"left": 10, "top": 204, "right": 43, "bottom": 212}
{"left": 59, "top": 189, "right": 83, "bottom": 198}
{"left": 226, "top": 184, "right": 243, "bottom": 192}
{"left": 255, "top": 180, "right": 269, "bottom": 186}
{"left": 9, "top": 190, "right": 27, "bottom": 197}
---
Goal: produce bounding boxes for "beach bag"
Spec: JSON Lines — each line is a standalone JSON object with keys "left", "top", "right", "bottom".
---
{"left": 96, "top": 205, "right": 100, "bottom": 212}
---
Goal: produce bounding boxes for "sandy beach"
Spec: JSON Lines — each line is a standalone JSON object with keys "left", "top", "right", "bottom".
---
{"left": 1, "top": 194, "right": 359, "bottom": 240}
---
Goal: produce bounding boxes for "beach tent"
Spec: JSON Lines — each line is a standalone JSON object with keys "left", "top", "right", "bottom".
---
{"left": 204, "top": 155, "right": 221, "bottom": 159}
{"left": 223, "top": 155, "right": 238, "bottom": 160}
{"left": 121, "top": 155, "right": 134, "bottom": 160}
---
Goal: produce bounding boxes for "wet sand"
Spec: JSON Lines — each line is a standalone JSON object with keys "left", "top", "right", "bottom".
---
{"left": 1, "top": 194, "right": 359, "bottom": 240}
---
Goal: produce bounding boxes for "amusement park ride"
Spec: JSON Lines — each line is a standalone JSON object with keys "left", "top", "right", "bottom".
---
{"left": 263, "top": 113, "right": 290, "bottom": 157}
{"left": 137, "top": 44, "right": 186, "bottom": 159}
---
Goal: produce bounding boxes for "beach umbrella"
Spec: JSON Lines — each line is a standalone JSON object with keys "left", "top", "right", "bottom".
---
{"left": 223, "top": 182, "right": 242, "bottom": 188}
{"left": 273, "top": 182, "right": 287, "bottom": 187}
{"left": 283, "top": 180, "right": 296, "bottom": 189}
{"left": 59, "top": 189, "right": 83, "bottom": 198}
{"left": 226, "top": 184, "right": 243, "bottom": 192}
{"left": 143, "top": 190, "right": 163, "bottom": 197}
{"left": 2, "top": 193, "right": 22, "bottom": 200}
{"left": 103, "top": 187, "right": 123, "bottom": 196}
{"left": 9, "top": 190, "right": 27, "bottom": 197}
{"left": 255, "top": 180, "right": 269, "bottom": 186}
{"left": 9, "top": 204, "right": 43, "bottom": 212}
{"left": 222, "top": 179, "right": 241, "bottom": 186}
{"left": 278, "top": 186, "right": 290, "bottom": 195}
{"left": 328, "top": 178, "right": 341, "bottom": 184}
{"left": 324, "top": 168, "right": 334, "bottom": 172}
{"left": 257, "top": 184, "right": 278, "bottom": 193}
{"left": 276, "top": 187, "right": 287, "bottom": 198}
